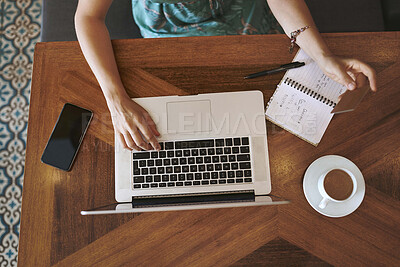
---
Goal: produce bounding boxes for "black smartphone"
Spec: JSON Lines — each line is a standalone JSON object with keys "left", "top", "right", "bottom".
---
{"left": 41, "top": 103, "right": 93, "bottom": 171}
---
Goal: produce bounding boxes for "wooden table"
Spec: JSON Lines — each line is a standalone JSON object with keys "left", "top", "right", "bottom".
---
{"left": 19, "top": 32, "right": 400, "bottom": 266}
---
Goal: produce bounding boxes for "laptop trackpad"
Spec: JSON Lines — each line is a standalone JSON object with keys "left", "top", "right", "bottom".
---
{"left": 167, "top": 100, "right": 211, "bottom": 134}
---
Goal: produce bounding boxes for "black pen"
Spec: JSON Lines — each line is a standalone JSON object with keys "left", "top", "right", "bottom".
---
{"left": 244, "top": 61, "right": 305, "bottom": 79}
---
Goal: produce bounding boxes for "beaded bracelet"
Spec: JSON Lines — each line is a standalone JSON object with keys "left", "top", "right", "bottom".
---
{"left": 289, "top": 26, "right": 310, "bottom": 53}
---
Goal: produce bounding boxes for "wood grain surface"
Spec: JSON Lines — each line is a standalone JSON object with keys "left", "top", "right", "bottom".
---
{"left": 18, "top": 32, "right": 400, "bottom": 266}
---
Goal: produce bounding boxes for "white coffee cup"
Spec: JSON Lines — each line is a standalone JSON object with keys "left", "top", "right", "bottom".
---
{"left": 318, "top": 168, "right": 357, "bottom": 209}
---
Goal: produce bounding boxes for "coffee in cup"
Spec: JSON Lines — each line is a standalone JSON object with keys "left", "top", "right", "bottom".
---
{"left": 324, "top": 169, "right": 354, "bottom": 200}
{"left": 318, "top": 168, "right": 357, "bottom": 209}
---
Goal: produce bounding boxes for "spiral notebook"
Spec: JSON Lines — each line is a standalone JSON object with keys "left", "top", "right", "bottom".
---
{"left": 265, "top": 49, "right": 346, "bottom": 146}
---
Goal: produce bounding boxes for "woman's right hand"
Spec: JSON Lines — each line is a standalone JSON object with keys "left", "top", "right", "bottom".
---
{"left": 107, "top": 94, "right": 161, "bottom": 151}
{"left": 75, "top": 1, "right": 160, "bottom": 151}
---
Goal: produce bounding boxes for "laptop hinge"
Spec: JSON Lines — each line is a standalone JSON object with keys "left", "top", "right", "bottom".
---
{"left": 131, "top": 190, "right": 255, "bottom": 208}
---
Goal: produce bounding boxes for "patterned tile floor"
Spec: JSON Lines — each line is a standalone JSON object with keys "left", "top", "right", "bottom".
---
{"left": 0, "top": 0, "right": 41, "bottom": 265}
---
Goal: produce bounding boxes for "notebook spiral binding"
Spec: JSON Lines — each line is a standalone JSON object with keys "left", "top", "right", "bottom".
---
{"left": 284, "top": 78, "right": 336, "bottom": 107}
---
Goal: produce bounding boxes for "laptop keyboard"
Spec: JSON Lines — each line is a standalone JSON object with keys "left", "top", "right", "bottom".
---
{"left": 132, "top": 137, "right": 253, "bottom": 189}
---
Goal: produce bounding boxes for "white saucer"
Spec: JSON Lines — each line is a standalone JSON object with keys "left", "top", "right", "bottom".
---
{"left": 303, "top": 155, "right": 365, "bottom": 218}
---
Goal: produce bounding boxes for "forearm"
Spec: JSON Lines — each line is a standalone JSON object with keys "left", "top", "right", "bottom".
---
{"left": 75, "top": 12, "right": 128, "bottom": 105}
{"left": 267, "top": 0, "right": 377, "bottom": 91}
{"left": 267, "top": 0, "right": 333, "bottom": 62}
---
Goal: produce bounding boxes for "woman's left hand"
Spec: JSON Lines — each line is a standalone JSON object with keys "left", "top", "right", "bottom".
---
{"left": 317, "top": 55, "right": 377, "bottom": 92}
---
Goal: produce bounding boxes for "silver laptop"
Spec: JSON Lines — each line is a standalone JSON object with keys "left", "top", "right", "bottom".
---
{"left": 81, "top": 91, "right": 289, "bottom": 215}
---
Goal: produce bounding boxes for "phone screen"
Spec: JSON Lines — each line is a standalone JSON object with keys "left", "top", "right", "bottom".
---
{"left": 41, "top": 103, "right": 93, "bottom": 171}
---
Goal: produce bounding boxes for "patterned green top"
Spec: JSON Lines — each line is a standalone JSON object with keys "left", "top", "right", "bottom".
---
{"left": 132, "top": 0, "right": 283, "bottom": 38}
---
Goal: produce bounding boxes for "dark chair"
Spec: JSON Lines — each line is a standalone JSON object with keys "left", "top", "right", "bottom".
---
{"left": 381, "top": 0, "right": 400, "bottom": 30}
{"left": 40, "top": 0, "right": 142, "bottom": 42}
{"left": 305, "top": 0, "right": 384, "bottom": 32}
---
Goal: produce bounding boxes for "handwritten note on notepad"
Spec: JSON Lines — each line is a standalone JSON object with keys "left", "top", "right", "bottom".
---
{"left": 265, "top": 49, "right": 346, "bottom": 146}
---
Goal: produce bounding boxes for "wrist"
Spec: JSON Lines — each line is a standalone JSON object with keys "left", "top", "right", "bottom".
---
{"left": 102, "top": 86, "right": 130, "bottom": 110}
{"left": 314, "top": 53, "right": 340, "bottom": 68}
{"left": 295, "top": 27, "right": 333, "bottom": 62}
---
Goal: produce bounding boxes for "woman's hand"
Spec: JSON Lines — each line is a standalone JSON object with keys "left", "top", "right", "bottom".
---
{"left": 75, "top": 0, "right": 160, "bottom": 151}
{"left": 317, "top": 55, "right": 377, "bottom": 92}
{"left": 107, "top": 94, "right": 161, "bottom": 151}
{"left": 267, "top": 0, "right": 377, "bottom": 93}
